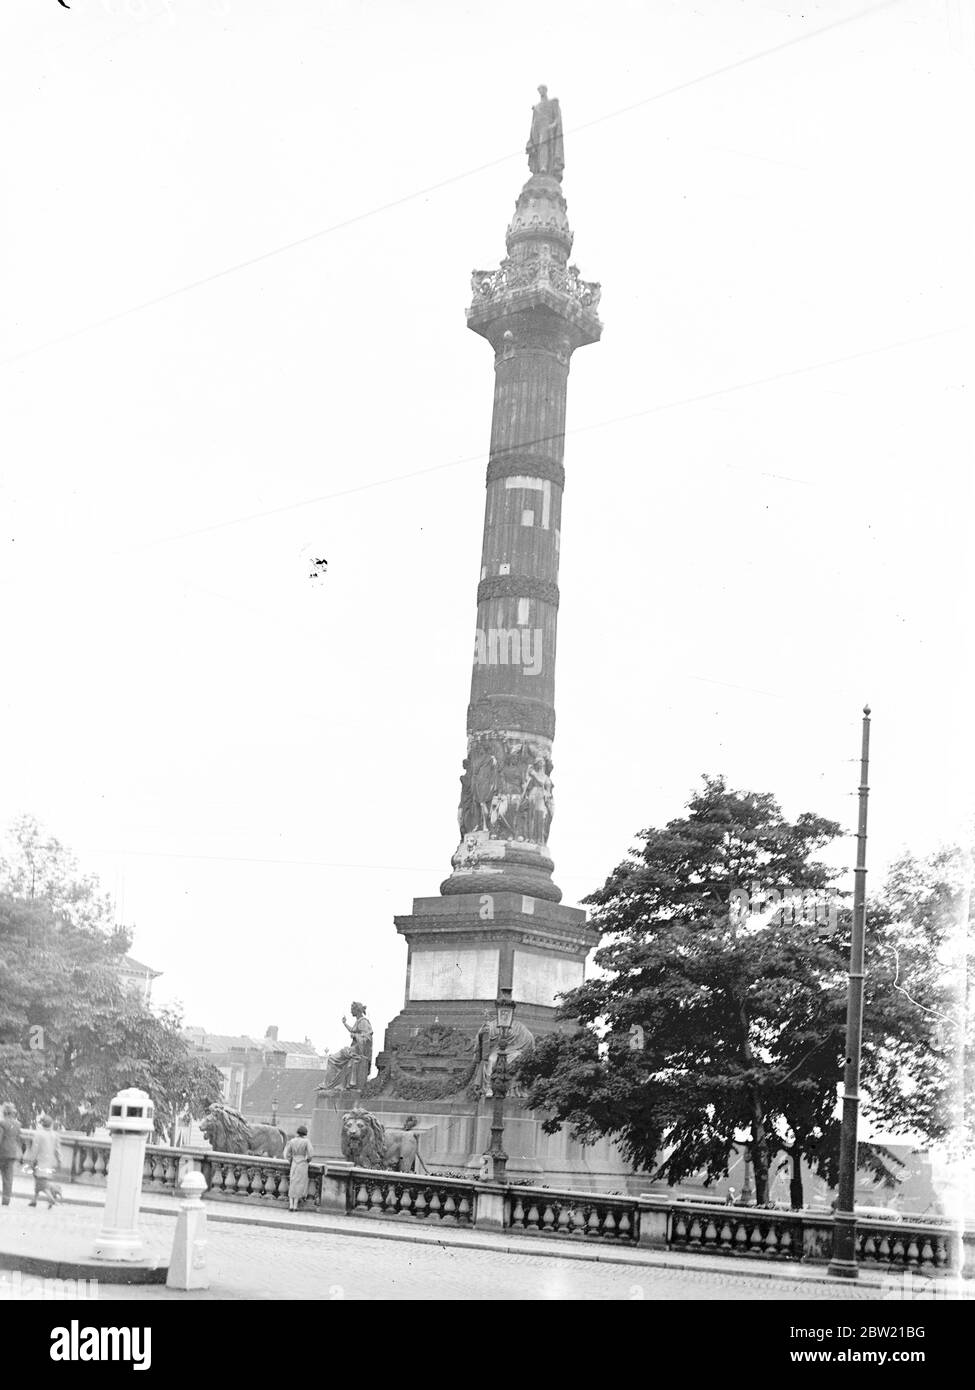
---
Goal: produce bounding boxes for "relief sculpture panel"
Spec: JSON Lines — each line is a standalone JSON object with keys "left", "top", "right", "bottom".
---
{"left": 457, "top": 733, "right": 554, "bottom": 845}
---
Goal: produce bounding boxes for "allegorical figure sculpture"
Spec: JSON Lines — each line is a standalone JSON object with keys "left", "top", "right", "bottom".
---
{"left": 526, "top": 84, "right": 564, "bottom": 180}
{"left": 319, "top": 1002, "right": 373, "bottom": 1091}
{"left": 475, "top": 1014, "right": 535, "bottom": 1098}
{"left": 520, "top": 753, "right": 554, "bottom": 844}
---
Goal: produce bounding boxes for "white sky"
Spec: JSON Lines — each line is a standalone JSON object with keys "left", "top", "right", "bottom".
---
{"left": 1, "top": 0, "right": 972, "bottom": 1054}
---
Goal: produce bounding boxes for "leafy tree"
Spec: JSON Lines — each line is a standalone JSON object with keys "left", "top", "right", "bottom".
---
{"left": 521, "top": 777, "right": 968, "bottom": 1206}
{"left": 860, "top": 846, "right": 973, "bottom": 1160}
{"left": 0, "top": 814, "right": 114, "bottom": 931}
{"left": 0, "top": 818, "right": 223, "bottom": 1138}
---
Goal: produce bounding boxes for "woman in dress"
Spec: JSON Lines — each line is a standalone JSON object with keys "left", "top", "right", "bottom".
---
{"left": 283, "top": 1125, "right": 313, "bottom": 1212}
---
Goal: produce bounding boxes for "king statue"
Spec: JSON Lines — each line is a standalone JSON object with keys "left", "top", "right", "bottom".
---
{"left": 526, "top": 84, "right": 565, "bottom": 181}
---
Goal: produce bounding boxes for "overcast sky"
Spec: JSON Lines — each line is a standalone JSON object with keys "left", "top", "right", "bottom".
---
{"left": 1, "top": 0, "right": 972, "bottom": 1053}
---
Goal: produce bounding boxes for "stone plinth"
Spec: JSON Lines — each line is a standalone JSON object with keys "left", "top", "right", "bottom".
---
{"left": 311, "top": 1091, "right": 640, "bottom": 1194}
{"left": 387, "top": 891, "right": 596, "bottom": 1045}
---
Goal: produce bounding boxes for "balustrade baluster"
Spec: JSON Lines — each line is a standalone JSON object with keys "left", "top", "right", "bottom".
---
{"left": 541, "top": 1203, "right": 556, "bottom": 1232}
{"left": 556, "top": 1205, "right": 571, "bottom": 1233}
{"left": 602, "top": 1209, "right": 617, "bottom": 1238}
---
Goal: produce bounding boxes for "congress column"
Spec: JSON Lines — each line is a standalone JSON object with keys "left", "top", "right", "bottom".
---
{"left": 383, "top": 87, "right": 602, "bottom": 1063}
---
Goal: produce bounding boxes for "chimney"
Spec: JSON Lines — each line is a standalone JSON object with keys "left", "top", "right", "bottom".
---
{"left": 265, "top": 1025, "right": 278, "bottom": 1041}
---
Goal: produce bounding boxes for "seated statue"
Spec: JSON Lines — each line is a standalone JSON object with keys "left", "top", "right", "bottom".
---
{"left": 319, "top": 1001, "right": 373, "bottom": 1092}
{"left": 475, "top": 1014, "right": 535, "bottom": 1098}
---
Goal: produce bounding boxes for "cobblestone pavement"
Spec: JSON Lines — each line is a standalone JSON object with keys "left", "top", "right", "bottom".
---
{"left": 3, "top": 1206, "right": 890, "bottom": 1300}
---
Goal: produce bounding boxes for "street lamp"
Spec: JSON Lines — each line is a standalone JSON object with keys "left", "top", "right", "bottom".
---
{"left": 828, "top": 706, "right": 872, "bottom": 1279}
{"left": 486, "top": 986, "right": 515, "bottom": 1183}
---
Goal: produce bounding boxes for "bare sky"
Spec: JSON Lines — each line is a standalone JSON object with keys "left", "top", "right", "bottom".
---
{"left": 1, "top": 0, "right": 972, "bottom": 1053}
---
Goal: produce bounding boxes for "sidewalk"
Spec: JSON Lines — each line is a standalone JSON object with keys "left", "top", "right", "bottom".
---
{"left": 3, "top": 1173, "right": 966, "bottom": 1295}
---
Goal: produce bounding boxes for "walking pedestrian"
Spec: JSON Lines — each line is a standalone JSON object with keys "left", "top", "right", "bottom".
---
{"left": 283, "top": 1125, "right": 314, "bottom": 1212}
{"left": 24, "top": 1115, "right": 63, "bottom": 1208}
{"left": 0, "top": 1102, "right": 22, "bottom": 1207}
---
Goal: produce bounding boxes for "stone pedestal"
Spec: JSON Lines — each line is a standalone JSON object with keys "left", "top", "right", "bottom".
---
{"left": 387, "top": 891, "right": 595, "bottom": 1047}
{"left": 312, "top": 1092, "right": 640, "bottom": 1193}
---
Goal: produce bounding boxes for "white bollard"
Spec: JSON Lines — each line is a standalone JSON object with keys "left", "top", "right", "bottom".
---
{"left": 91, "top": 1087, "right": 155, "bottom": 1262}
{"left": 166, "top": 1171, "right": 209, "bottom": 1290}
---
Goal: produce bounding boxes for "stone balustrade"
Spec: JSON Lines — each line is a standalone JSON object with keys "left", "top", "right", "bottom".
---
{"left": 509, "top": 1186, "right": 639, "bottom": 1241}
{"left": 14, "top": 1132, "right": 973, "bottom": 1277}
{"left": 348, "top": 1167, "right": 476, "bottom": 1226}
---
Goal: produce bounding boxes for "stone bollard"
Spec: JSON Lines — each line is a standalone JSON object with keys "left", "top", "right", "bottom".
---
{"left": 91, "top": 1087, "right": 155, "bottom": 1263}
{"left": 166, "top": 1172, "right": 209, "bottom": 1290}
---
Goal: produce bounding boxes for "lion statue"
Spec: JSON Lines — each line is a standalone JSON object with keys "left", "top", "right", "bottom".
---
{"left": 200, "top": 1104, "right": 288, "bottom": 1158}
{"left": 340, "top": 1107, "right": 424, "bottom": 1173}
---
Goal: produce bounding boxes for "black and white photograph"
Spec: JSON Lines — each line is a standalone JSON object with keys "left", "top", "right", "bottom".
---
{"left": 0, "top": 0, "right": 972, "bottom": 1350}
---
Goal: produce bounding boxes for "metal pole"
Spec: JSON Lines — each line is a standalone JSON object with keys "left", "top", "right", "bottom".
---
{"left": 488, "top": 1034, "right": 509, "bottom": 1183}
{"left": 828, "top": 705, "right": 871, "bottom": 1279}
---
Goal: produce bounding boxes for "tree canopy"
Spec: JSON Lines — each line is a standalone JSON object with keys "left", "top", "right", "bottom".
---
{"left": 0, "top": 816, "right": 222, "bottom": 1140}
{"left": 520, "top": 776, "right": 971, "bottom": 1207}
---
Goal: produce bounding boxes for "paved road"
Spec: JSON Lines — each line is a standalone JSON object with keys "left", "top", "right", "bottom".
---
{"left": 5, "top": 1207, "right": 889, "bottom": 1301}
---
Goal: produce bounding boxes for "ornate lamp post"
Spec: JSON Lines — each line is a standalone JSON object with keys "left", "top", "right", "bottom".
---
{"left": 486, "top": 987, "right": 515, "bottom": 1183}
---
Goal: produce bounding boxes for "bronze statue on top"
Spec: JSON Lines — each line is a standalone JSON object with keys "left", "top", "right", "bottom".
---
{"left": 526, "top": 84, "right": 564, "bottom": 181}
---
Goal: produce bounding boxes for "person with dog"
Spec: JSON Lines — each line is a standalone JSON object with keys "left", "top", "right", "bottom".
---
{"left": 24, "top": 1114, "right": 63, "bottom": 1208}
{"left": 0, "top": 1102, "right": 22, "bottom": 1207}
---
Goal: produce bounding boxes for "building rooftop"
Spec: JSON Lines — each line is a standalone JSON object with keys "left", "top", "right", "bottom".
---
{"left": 243, "top": 1067, "right": 324, "bottom": 1120}
{"left": 119, "top": 955, "right": 162, "bottom": 979}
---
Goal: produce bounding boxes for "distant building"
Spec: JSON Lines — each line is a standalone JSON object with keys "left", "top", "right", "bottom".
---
{"left": 117, "top": 954, "right": 162, "bottom": 1004}
{"left": 242, "top": 1067, "right": 326, "bottom": 1136}
{"left": 184, "top": 1024, "right": 327, "bottom": 1109}
{"left": 263, "top": 1025, "right": 328, "bottom": 1071}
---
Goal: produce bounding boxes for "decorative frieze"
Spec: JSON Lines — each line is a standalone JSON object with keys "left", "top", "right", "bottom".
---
{"left": 470, "top": 256, "right": 601, "bottom": 318}
{"left": 486, "top": 455, "right": 565, "bottom": 489}
{"left": 476, "top": 575, "right": 559, "bottom": 607}
{"left": 466, "top": 698, "right": 556, "bottom": 740}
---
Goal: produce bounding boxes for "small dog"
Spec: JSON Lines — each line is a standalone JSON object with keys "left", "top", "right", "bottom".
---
{"left": 27, "top": 1171, "right": 63, "bottom": 1207}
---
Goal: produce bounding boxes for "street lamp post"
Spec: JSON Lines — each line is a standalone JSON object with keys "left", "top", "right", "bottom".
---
{"left": 828, "top": 705, "right": 872, "bottom": 1279}
{"left": 486, "top": 987, "right": 515, "bottom": 1183}
{"left": 741, "top": 1146, "right": 755, "bottom": 1207}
